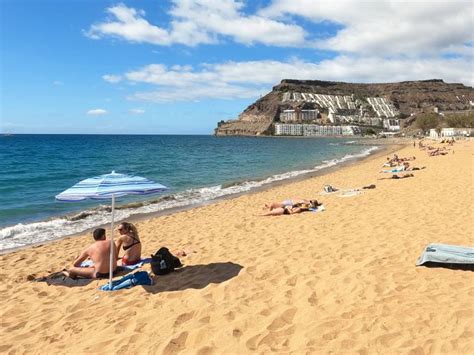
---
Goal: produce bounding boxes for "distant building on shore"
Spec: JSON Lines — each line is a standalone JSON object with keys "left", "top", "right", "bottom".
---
{"left": 429, "top": 128, "right": 473, "bottom": 138}
{"left": 274, "top": 123, "right": 361, "bottom": 136}
{"left": 280, "top": 109, "right": 320, "bottom": 122}
{"left": 382, "top": 118, "right": 401, "bottom": 131}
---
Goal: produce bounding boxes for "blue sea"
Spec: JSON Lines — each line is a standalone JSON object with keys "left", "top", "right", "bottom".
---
{"left": 0, "top": 135, "right": 378, "bottom": 251}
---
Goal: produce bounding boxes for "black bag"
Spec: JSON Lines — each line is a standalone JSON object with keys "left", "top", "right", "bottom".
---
{"left": 151, "top": 247, "right": 182, "bottom": 275}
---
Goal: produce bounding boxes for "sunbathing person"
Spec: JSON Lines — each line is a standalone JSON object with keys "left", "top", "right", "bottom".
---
{"left": 64, "top": 228, "right": 117, "bottom": 279}
{"left": 382, "top": 156, "right": 416, "bottom": 167}
{"left": 261, "top": 200, "right": 321, "bottom": 216}
{"left": 115, "top": 222, "right": 142, "bottom": 266}
{"left": 264, "top": 198, "right": 312, "bottom": 211}
{"left": 402, "top": 162, "right": 425, "bottom": 171}
{"left": 428, "top": 148, "right": 448, "bottom": 156}
{"left": 379, "top": 173, "right": 414, "bottom": 180}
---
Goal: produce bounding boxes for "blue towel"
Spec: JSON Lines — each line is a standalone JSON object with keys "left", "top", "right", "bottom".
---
{"left": 100, "top": 271, "right": 152, "bottom": 291}
{"left": 416, "top": 243, "right": 474, "bottom": 266}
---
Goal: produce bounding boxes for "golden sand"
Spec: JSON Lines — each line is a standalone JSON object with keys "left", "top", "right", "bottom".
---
{"left": 1, "top": 140, "right": 473, "bottom": 354}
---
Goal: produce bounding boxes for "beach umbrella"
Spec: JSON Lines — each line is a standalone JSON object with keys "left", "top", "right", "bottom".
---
{"left": 55, "top": 171, "right": 168, "bottom": 287}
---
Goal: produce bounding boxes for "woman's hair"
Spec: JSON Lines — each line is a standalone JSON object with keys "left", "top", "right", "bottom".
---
{"left": 120, "top": 222, "right": 139, "bottom": 240}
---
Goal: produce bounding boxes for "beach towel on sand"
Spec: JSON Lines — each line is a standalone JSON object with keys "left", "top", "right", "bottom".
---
{"left": 309, "top": 204, "right": 325, "bottom": 212}
{"left": 82, "top": 258, "right": 151, "bottom": 270}
{"left": 337, "top": 190, "right": 362, "bottom": 198}
{"left": 100, "top": 271, "right": 152, "bottom": 291}
{"left": 416, "top": 243, "right": 474, "bottom": 269}
{"left": 381, "top": 166, "right": 405, "bottom": 173}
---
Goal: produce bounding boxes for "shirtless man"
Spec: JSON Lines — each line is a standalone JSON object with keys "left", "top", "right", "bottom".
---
{"left": 64, "top": 228, "right": 117, "bottom": 279}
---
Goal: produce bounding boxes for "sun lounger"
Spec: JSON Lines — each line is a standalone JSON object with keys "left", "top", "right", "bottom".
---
{"left": 416, "top": 243, "right": 474, "bottom": 269}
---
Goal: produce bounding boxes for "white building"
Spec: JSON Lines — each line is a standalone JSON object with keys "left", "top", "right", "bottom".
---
{"left": 275, "top": 124, "right": 360, "bottom": 136}
{"left": 300, "top": 109, "right": 319, "bottom": 121}
{"left": 429, "top": 128, "right": 473, "bottom": 138}
{"left": 383, "top": 118, "right": 400, "bottom": 131}
{"left": 274, "top": 124, "right": 303, "bottom": 136}
{"left": 279, "top": 109, "right": 297, "bottom": 122}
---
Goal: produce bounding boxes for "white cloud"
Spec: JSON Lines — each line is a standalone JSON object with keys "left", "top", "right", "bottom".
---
{"left": 85, "top": 1, "right": 473, "bottom": 55}
{"left": 128, "top": 108, "right": 145, "bottom": 114}
{"left": 53, "top": 80, "right": 63, "bottom": 86}
{"left": 86, "top": 1, "right": 306, "bottom": 47}
{"left": 86, "top": 108, "right": 108, "bottom": 116}
{"left": 92, "top": 1, "right": 473, "bottom": 103}
{"left": 102, "top": 74, "right": 122, "bottom": 83}
{"left": 113, "top": 56, "right": 473, "bottom": 103}
{"left": 261, "top": 0, "right": 474, "bottom": 56}
{"left": 129, "top": 83, "right": 265, "bottom": 102}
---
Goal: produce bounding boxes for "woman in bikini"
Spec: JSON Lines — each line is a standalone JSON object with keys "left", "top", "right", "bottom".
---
{"left": 263, "top": 198, "right": 312, "bottom": 211}
{"left": 115, "top": 222, "right": 142, "bottom": 266}
{"left": 261, "top": 200, "right": 321, "bottom": 216}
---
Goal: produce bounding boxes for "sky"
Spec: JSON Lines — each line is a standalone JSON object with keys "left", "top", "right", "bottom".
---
{"left": 1, "top": 0, "right": 473, "bottom": 135}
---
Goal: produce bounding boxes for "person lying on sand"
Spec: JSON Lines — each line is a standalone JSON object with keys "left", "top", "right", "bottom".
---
{"left": 379, "top": 173, "right": 414, "bottom": 180}
{"left": 261, "top": 200, "right": 322, "bottom": 216}
{"left": 428, "top": 148, "right": 449, "bottom": 156}
{"left": 63, "top": 228, "right": 117, "bottom": 279}
{"left": 402, "top": 162, "right": 426, "bottom": 171}
{"left": 263, "top": 198, "right": 313, "bottom": 211}
{"left": 382, "top": 156, "right": 416, "bottom": 167}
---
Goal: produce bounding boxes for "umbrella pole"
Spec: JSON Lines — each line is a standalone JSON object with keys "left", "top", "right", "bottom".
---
{"left": 109, "top": 194, "right": 115, "bottom": 289}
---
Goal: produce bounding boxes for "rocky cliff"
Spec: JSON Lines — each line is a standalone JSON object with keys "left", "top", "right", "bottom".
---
{"left": 214, "top": 79, "right": 473, "bottom": 136}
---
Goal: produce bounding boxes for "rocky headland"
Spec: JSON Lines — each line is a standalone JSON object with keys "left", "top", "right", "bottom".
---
{"left": 214, "top": 79, "right": 473, "bottom": 136}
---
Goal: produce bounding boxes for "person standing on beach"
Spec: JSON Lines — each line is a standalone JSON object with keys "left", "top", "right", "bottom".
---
{"left": 64, "top": 228, "right": 117, "bottom": 279}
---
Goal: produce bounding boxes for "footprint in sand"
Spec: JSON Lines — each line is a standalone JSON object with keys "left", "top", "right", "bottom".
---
{"left": 267, "top": 308, "right": 297, "bottom": 331}
{"left": 199, "top": 316, "right": 210, "bottom": 324}
{"left": 196, "top": 346, "right": 215, "bottom": 355}
{"left": 286, "top": 275, "right": 297, "bottom": 286}
{"left": 174, "top": 311, "right": 194, "bottom": 326}
{"left": 308, "top": 292, "right": 318, "bottom": 306}
{"left": 163, "top": 331, "right": 188, "bottom": 354}
{"left": 233, "top": 328, "right": 243, "bottom": 338}
{"left": 224, "top": 311, "right": 235, "bottom": 321}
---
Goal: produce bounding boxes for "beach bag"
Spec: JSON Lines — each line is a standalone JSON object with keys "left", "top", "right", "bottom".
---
{"left": 151, "top": 247, "right": 182, "bottom": 275}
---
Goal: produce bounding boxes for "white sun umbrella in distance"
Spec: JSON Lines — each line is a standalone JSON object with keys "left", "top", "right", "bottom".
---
{"left": 55, "top": 171, "right": 168, "bottom": 288}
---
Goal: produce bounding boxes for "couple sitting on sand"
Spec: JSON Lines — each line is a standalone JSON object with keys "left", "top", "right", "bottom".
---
{"left": 261, "top": 198, "right": 322, "bottom": 216}
{"left": 64, "top": 221, "right": 142, "bottom": 279}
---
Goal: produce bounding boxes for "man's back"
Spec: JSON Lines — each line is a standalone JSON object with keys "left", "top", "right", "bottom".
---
{"left": 89, "top": 240, "right": 117, "bottom": 274}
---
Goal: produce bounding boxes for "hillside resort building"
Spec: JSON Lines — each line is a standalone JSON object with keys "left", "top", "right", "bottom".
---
{"left": 275, "top": 92, "right": 401, "bottom": 136}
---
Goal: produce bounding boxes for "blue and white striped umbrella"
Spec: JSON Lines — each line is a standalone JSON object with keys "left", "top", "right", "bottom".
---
{"left": 55, "top": 171, "right": 167, "bottom": 201}
{"left": 55, "top": 171, "right": 168, "bottom": 287}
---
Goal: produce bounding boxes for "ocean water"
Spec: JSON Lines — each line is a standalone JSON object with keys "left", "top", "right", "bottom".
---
{"left": 0, "top": 134, "right": 378, "bottom": 250}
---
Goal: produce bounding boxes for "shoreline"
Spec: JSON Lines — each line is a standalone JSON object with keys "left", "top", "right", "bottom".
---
{"left": 0, "top": 142, "right": 401, "bottom": 255}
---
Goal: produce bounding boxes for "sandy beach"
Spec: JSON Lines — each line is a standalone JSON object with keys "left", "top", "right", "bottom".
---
{"left": 1, "top": 140, "right": 473, "bottom": 354}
